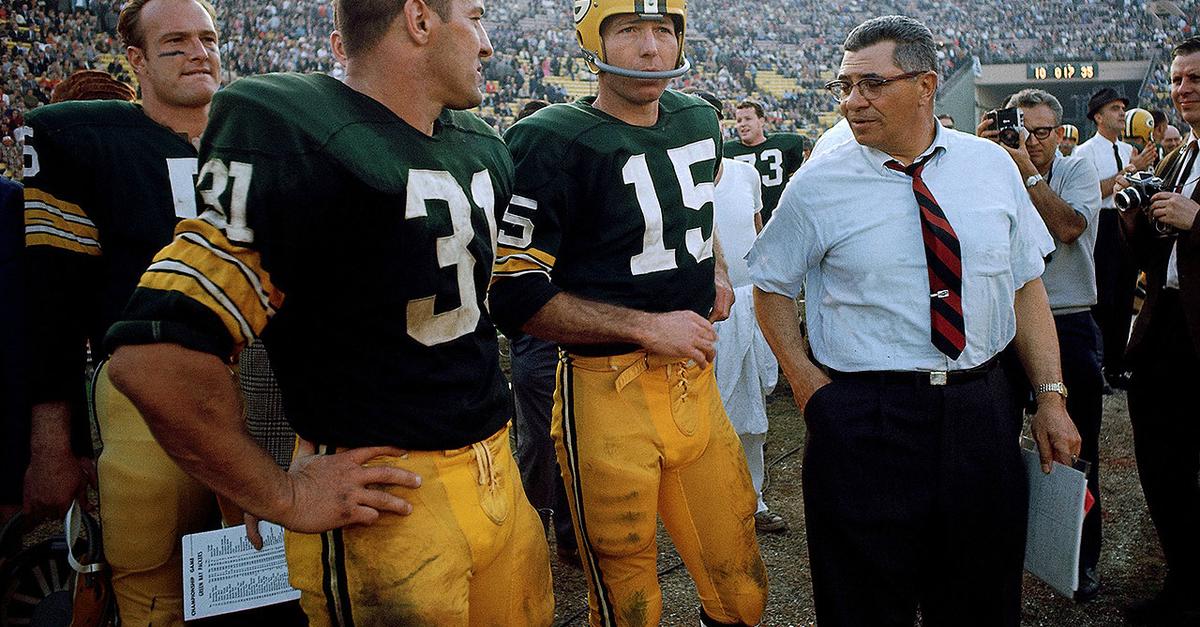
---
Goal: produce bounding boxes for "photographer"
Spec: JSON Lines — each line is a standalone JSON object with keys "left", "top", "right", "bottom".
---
{"left": 977, "top": 88, "right": 1105, "bottom": 602}
{"left": 1075, "top": 88, "right": 1156, "bottom": 390}
{"left": 1115, "top": 36, "right": 1200, "bottom": 625}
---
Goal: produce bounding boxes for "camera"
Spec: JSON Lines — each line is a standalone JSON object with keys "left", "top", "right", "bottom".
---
{"left": 1114, "top": 171, "right": 1164, "bottom": 213}
{"left": 987, "top": 107, "right": 1024, "bottom": 149}
{"left": 1114, "top": 171, "right": 1177, "bottom": 236}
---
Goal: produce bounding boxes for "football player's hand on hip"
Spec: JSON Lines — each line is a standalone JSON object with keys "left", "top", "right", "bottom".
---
{"left": 640, "top": 310, "right": 717, "bottom": 368}
{"left": 277, "top": 446, "right": 421, "bottom": 533}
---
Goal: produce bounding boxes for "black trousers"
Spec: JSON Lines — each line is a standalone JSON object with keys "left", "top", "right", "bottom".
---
{"left": 510, "top": 334, "right": 576, "bottom": 549}
{"left": 803, "top": 365, "right": 1027, "bottom": 627}
{"left": 1054, "top": 312, "right": 1105, "bottom": 571}
{"left": 1092, "top": 210, "right": 1139, "bottom": 375}
{"left": 1128, "top": 290, "right": 1200, "bottom": 593}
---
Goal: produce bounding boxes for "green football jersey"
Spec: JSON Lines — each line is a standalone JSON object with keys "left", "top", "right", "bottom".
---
{"left": 492, "top": 90, "right": 721, "bottom": 355}
{"left": 722, "top": 132, "right": 806, "bottom": 223}
{"left": 108, "top": 73, "right": 513, "bottom": 451}
{"left": 23, "top": 100, "right": 199, "bottom": 409}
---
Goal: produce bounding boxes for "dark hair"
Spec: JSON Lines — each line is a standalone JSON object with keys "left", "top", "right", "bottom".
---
{"left": 335, "top": 0, "right": 450, "bottom": 58}
{"left": 516, "top": 99, "right": 549, "bottom": 121}
{"left": 843, "top": 15, "right": 937, "bottom": 74}
{"left": 735, "top": 99, "right": 765, "bottom": 119}
{"left": 1172, "top": 36, "right": 1200, "bottom": 59}
{"left": 118, "top": 0, "right": 217, "bottom": 49}
{"left": 1151, "top": 109, "right": 1168, "bottom": 126}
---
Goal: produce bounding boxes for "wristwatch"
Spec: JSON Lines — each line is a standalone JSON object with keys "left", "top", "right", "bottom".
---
{"left": 1025, "top": 173, "right": 1044, "bottom": 189}
{"left": 1035, "top": 381, "right": 1068, "bottom": 400}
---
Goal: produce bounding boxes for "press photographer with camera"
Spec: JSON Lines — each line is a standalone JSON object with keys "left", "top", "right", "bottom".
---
{"left": 1114, "top": 35, "right": 1200, "bottom": 625}
{"left": 1075, "top": 88, "right": 1157, "bottom": 391}
{"left": 977, "top": 88, "right": 1105, "bottom": 602}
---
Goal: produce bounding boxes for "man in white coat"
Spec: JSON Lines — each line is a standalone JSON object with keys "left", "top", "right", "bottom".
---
{"left": 715, "top": 155, "right": 785, "bottom": 533}
{"left": 691, "top": 90, "right": 786, "bottom": 533}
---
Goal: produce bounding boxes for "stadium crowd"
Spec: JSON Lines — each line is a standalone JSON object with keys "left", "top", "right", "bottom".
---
{"left": 3, "top": 0, "right": 1200, "bottom": 622}
{"left": 2, "top": 0, "right": 1199, "bottom": 169}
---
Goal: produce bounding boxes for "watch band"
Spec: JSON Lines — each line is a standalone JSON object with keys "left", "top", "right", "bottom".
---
{"left": 1025, "top": 173, "right": 1044, "bottom": 189}
{"left": 1035, "top": 381, "right": 1068, "bottom": 400}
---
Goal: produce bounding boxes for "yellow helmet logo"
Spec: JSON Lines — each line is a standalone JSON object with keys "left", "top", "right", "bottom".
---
{"left": 574, "top": 0, "right": 690, "bottom": 79}
{"left": 1124, "top": 108, "right": 1154, "bottom": 145}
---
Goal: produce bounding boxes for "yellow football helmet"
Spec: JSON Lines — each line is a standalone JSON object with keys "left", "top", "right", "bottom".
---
{"left": 1124, "top": 108, "right": 1154, "bottom": 145}
{"left": 1062, "top": 124, "right": 1078, "bottom": 141}
{"left": 574, "top": 0, "right": 691, "bottom": 79}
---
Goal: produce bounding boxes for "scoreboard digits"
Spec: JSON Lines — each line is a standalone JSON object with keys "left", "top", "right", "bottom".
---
{"left": 1027, "top": 62, "right": 1099, "bottom": 81}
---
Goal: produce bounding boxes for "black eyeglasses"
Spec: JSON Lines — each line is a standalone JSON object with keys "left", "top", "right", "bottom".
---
{"left": 1025, "top": 126, "right": 1059, "bottom": 140}
{"left": 824, "top": 71, "right": 928, "bottom": 103}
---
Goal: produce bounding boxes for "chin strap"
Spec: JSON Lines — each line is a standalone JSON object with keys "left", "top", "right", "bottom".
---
{"left": 587, "top": 53, "right": 692, "bottom": 79}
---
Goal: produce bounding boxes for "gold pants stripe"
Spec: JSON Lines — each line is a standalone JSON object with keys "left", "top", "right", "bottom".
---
{"left": 316, "top": 443, "right": 355, "bottom": 627}
{"left": 560, "top": 354, "right": 620, "bottom": 626}
{"left": 553, "top": 350, "right": 768, "bottom": 627}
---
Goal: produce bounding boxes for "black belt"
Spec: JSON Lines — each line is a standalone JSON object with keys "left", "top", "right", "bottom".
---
{"left": 824, "top": 355, "right": 1000, "bottom": 387}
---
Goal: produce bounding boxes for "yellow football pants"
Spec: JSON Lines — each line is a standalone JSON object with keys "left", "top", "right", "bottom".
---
{"left": 553, "top": 352, "right": 768, "bottom": 627}
{"left": 94, "top": 361, "right": 219, "bottom": 627}
{"left": 285, "top": 424, "right": 554, "bottom": 626}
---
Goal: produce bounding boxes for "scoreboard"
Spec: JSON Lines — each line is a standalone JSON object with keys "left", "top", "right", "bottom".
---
{"left": 966, "top": 59, "right": 1146, "bottom": 134}
{"left": 1026, "top": 62, "right": 1099, "bottom": 81}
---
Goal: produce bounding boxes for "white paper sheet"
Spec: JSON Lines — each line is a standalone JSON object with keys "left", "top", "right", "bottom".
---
{"left": 1021, "top": 446, "right": 1088, "bottom": 597}
{"left": 182, "top": 522, "right": 300, "bottom": 620}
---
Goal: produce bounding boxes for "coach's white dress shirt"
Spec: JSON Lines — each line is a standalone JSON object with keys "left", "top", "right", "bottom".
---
{"left": 748, "top": 122, "right": 1054, "bottom": 372}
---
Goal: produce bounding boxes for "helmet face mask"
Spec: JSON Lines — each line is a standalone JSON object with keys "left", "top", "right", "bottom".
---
{"left": 575, "top": 0, "right": 690, "bottom": 79}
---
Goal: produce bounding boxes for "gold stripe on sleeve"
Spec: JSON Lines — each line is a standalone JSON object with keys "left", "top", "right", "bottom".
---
{"left": 24, "top": 189, "right": 101, "bottom": 254}
{"left": 496, "top": 245, "right": 556, "bottom": 268}
{"left": 137, "top": 217, "right": 284, "bottom": 351}
{"left": 24, "top": 188, "right": 91, "bottom": 221}
{"left": 493, "top": 255, "right": 552, "bottom": 278}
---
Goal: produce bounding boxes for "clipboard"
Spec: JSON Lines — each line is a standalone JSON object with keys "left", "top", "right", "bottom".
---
{"left": 1020, "top": 436, "right": 1091, "bottom": 597}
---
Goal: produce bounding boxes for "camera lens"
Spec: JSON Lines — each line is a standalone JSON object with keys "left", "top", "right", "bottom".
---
{"left": 1114, "top": 188, "right": 1140, "bottom": 212}
{"left": 999, "top": 129, "right": 1019, "bottom": 148}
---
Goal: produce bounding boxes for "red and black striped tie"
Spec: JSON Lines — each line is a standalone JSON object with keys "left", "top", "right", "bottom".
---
{"left": 885, "top": 155, "right": 966, "bottom": 359}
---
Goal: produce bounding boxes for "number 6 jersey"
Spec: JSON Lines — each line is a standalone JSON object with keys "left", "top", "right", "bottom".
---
{"left": 106, "top": 73, "right": 513, "bottom": 451}
{"left": 490, "top": 90, "right": 721, "bottom": 355}
{"left": 23, "top": 100, "right": 199, "bottom": 427}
